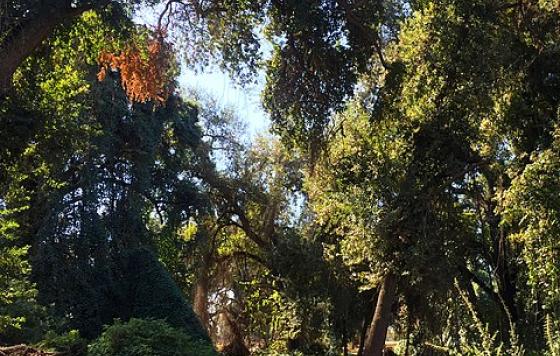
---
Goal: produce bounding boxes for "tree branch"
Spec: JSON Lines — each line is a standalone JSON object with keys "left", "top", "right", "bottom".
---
{"left": 0, "top": 1, "right": 109, "bottom": 95}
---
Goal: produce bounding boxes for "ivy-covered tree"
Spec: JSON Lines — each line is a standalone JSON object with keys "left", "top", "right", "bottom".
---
{"left": 0, "top": 5, "right": 210, "bottom": 344}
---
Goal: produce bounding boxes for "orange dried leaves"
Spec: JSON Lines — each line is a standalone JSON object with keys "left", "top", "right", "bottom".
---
{"left": 98, "top": 36, "right": 175, "bottom": 104}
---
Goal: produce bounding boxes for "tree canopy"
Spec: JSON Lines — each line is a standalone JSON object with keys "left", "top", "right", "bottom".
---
{"left": 2, "top": 0, "right": 560, "bottom": 355}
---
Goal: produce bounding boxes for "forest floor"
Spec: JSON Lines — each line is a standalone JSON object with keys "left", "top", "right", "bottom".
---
{"left": 0, "top": 345, "right": 56, "bottom": 356}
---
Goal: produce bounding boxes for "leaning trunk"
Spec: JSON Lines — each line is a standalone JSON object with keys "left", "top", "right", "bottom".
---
{"left": 363, "top": 273, "right": 397, "bottom": 356}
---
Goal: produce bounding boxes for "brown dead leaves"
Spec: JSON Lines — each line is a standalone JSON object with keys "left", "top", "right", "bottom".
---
{"left": 98, "top": 34, "right": 176, "bottom": 105}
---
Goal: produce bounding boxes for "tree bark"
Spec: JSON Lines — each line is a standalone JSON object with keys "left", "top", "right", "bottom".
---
{"left": 357, "top": 319, "right": 368, "bottom": 356}
{"left": 0, "top": 2, "right": 98, "bottom": 95}
{"left": 342, "top": 323, "right": 348, "bottom": 356}
{"left": 222, "top": 312, "right": 250, "bottom": 356}
{"left": 357, "top": 292, "right": 376, "bottom": 356}
{"left": 363, "top": 273, "right": 397, "bottom": 356}
{"left": 193, "top": 253, "right": 211, "bottom": 331}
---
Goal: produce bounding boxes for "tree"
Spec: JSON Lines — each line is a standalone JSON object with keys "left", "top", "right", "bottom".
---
{"left": 504, "top": 129, "right": 560, "bottom": 343}
{"left": 306, "top": 1, "right": 560, "bottom": 354}
{"left": 0, "top": 6, "right": 209, "bottom": 342}
{"left": 5, "top": 0, "right": 560, "bottom": 354}
{"left": 164, "top": 104, "right": 368, "bottom": 353}
{"left": 0, "top": 206, "right": 45, "bottom": 345}
{"left": 0, "top": 0, "right": 112, "bottom": 93}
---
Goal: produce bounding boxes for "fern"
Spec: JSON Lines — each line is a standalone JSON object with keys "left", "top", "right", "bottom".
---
{"left": 449, "top": 280, "right": 525, "bottom": 356}
{"left": 546, "top": 314, "right": 560, "bottom": 356}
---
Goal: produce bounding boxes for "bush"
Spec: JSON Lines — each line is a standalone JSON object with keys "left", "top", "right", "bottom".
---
{"left": 87, "top": 318, "right": 216, "bottom": 356}
{"left": 37, "top": 329, "right": 87, "bottom": 355}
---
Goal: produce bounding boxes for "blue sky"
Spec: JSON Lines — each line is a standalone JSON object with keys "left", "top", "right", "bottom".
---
{"left": 178, "top": 69, "right": 270, "bottom": 139}
{"left": 135, "top": 6, "right": 270, "bottom": 141}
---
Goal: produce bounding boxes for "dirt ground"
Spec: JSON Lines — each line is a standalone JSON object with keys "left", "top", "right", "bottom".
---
{"left": 0, "top": 345, "right": 57, "bottom": 356}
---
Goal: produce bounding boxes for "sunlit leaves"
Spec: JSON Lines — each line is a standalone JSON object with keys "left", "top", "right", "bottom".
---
{"left": 0, "top": 207, "right": 43, "bottom": 343}
{"left": 504, "top": 131, "right": 560, "bottom": 312}
{"left": 179, "top": 219, "right": 198, "bottom": 242}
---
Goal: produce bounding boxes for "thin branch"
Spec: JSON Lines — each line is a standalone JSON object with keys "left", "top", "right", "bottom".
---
{"left": 215, "top": 250, "right": 268, "bottom": 267}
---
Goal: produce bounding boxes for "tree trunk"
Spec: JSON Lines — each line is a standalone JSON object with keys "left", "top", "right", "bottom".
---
{"left": 193, "top": 266, "right": 210, "bottom": 330}
{"left": 357, "top": 292, "right": 376, "bottom": 356}
{"left": 222, "top": 312, "right": 250, "bottom": 356}
{"left": 363, "top": 273, "right": 397, "bottom": 356}
{"left": 193, "top": 251, "right": 213, "bottom": 332}
{"left": 404, "top": 304, "right": 412, "bottom": 356}
{"left": 342, "top": 323, "right": 348, "bottom": 356}
{"left": 0, "top": 3, "right": 96, "bottom": 95}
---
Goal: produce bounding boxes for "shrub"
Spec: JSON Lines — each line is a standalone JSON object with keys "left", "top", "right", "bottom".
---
{"left": 87, "top": 318, "right": 216, "bottom": 356}
{"left": 37, "top": 329, "right": 87, "bottom": 355}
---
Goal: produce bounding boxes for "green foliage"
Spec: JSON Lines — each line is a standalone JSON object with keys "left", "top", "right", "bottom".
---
{"left": 545, "top": 314, "right": 560, "bottom": 356}
{"left": 37, "top": 330, "right": 88, "bottom": 355}
{"left": 240, "top": 275, "right": 301, "bottom": 350}
{"left": 504, "top": 130, "right": 560, "bottom": 314}
{"left": 122, "top": 248, "right": 208, "bottom": 341}
{"left": 445, "top": 282, "right": 525, "bottom": 356}
{"left": 0, "top": 208, "right": 46, "bottom": 345}
{"left": 6, "top": 0, "right": 560, "bottom": 354}
{"left": 2, "top": 3, "right": 208, "bottom": 343}
{"left": 303, "top": 0, "right": 560, "bottom": 352}
{"left": 260, "top": 0, "right": 407, "bottom": 153}
{"left": 88, "top": 319, "right": 215, "bottom": 356}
